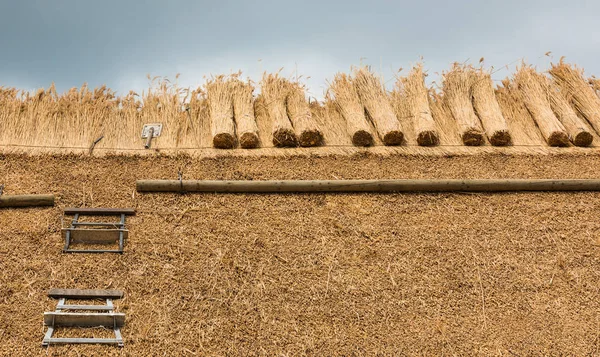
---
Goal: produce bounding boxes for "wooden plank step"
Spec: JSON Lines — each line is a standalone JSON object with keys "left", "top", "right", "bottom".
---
{"left": 48, "top": 289, "right": 124, "bottom": 299}
{"left": 44, "top": 312, "right": 125, "bottom": 327}
{"left": 63, "top": 249, "right": 123, "bottom": 254}
{"left": 64, "top": 207, "right": 136, "bottom": 216}
{"left": 43, "top": 337, "right": 122, "bottom": 345}
{"left": 57, "top": 304, "right": 114, "bottom": 311}
{"left": 61, "top": 228, "right": 128, "bottom": 243}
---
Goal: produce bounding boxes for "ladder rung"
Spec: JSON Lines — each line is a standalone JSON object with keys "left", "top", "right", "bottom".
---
{"left": 63, "top": 249, "right": 123, "bottom": 254}
{"left": 44, "top": 312, "right": 125, "bottom": 327}
{"left": 72, "top": 222, "right": 125, "bottom": 227}
{"left": 57, "top": 304, "right": 114, "bottom": 311}
{"left": 42, "top": 337, "right": 122, "bottom": 345}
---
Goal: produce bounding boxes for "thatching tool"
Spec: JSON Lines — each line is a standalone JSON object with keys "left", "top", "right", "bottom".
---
{"left": 42, "top": 289, "right": 125, "bottom": 347}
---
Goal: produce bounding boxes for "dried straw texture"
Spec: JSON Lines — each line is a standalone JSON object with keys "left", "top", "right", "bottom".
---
{"left": 261, "top": 73, "right": 297, "bottom": 147}
{"left": 443, "top": 64, "right": 485, "bottom": 146}
{"left": 549, "top": 60, "right": 600, "bottom": 135}
{"left": 428, "top": 91, "right": 462, "bottom": 146}
{"left": 354, "top": 67, "right": 403, "bottom": 145}
{"left": 546, "top": 79, "right": 593, "bottom": 147}
{"left": 495, "top": 80, "right": 546, "bottom": 146}
{"left": 3, "top": 154, "right": 600, "bottom": 356}
{"left": 137, "top": 78, "right": 192, "bottom": 150}
{"left": 206, "top": 76, "right": 236, "bottom": 149}
{"left": 329, "top": 74, "right": 374, "bottom": 146}
{"left": 514, "top": 67, "right": 569, "bottom": 147}
{"left": 471, "top": 71, "right": 511, "bottom": 146}
{"left": 286, "top": 83, "right": 323, "bottom": 147}
{"left": 397, "top": 64, "right": 439, "bottom": 146}
{"left": 231, "top": 80, "right": 260, "bottom": 149}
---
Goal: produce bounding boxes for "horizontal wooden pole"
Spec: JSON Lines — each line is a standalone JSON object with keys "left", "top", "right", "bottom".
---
{"left": 136, "top": 179, "right": 600, "bottom": 193}
{"left": 0, "top": 194, "right": 54, "bottom": 208}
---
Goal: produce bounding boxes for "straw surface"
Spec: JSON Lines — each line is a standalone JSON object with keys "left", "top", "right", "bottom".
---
{"left": 2, "top": 153, "right": 600, "bottom": 356}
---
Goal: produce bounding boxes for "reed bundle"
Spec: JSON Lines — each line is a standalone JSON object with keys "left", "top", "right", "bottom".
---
{"left": 329, "top": 73, "right": 374, "bottom": 146}
{"left": 495, "top": 80, "right": 545, "bottom": 146}
{"left": 428, "top": 91, "right": 462, "bottom": 146}
{"left": 514, "top": 66, "right": 569, "bottom": 146}
{"left": 549, "top": 60, "right": 600, "bottom": 135}
{"left": 286, "top": 82, "right": 323, "bottom": 147}
{"left": 396, "top": 64, "right": 439, "bottom": 146}
{"left": 231, "top": 79, "right": 259, "bottom": 148}
{"left": 442, "top": 64, "right": 484, "bottom": 146}
{"left": 471, "top": 70, "right": 511, "bottom": 146}
{"left": 354, "top": 67, "right": 403, "bottom": 145}
{"left": 546, "top": 79, "right": 593, "bottom": 146}
{"left": 206, "top": 76, "right": 236, "bottom": 149}
{"left": 261, "top": 73, "right": 297, "bottom": 147}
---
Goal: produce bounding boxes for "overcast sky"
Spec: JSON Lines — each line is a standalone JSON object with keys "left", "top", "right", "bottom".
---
{"left": 1, "top": 0, "right": 599, "bottom": 99}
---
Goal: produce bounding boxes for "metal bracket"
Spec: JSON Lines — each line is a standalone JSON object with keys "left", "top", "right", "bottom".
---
{"left": 141, "top": 124, "right": 162, "bottom": 138}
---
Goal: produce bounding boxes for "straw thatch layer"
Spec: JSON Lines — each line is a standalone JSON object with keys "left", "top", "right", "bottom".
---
{"left": 443, "top": 64, "right": 485, "bottom": 146}
{"left": 471, "top": 70, "right": 511, "bottom": 146}
{"left": 354, "top": 67, "right": 403, "bottom": 145}
{"left": 514, "top": 66, "right": 569, "bottom": 147}
{"left": 329, "top": 73, "right": 374, "bottom": 147}
{"left": 2, "top": 153, "right": 600, "bottom": 356}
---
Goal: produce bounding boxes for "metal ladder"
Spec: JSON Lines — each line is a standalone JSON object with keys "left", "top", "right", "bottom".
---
{"left": 42, "top": 289, "right": 126, "bottom": 347}
{"left": 62, "top": 208, "right": 135, "bottom": 253}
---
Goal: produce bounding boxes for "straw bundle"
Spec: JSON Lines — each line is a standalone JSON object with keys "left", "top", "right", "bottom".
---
{"left": 442, "top": 64, "right": 484, "bottom": 146}
{"left": 471, "top": 70, "right": 511, "bottom": 146}
{"left": 354, "top": 67, "right": 403, "bottom": 145}
{"left": 231, "top": 79, "right": 260, "bottom": 148}
{"left": 495, "top": 79, "right": 546, "bottom": 146}
{"left": 546, "top": 79, "right": 593, "bottom": 146}
{"left": 206, "top": 76, "right": 236, "bottom": 149}
{"left": 286, "top": 82, "right": 323, "bottom": 147}
{"left": 428, "top": 90, "right": 462, "bottom": 146}
{"left": 549, "top": 60, "right": 600, "bottom": 135}
{"left": 329, "top": 73, "right": 374, "bottom": 146}
{"left": 398, "top": 64, "right": 439, "bottom": 146}
{"left": 514, "top": 66, "right": 569, "bottom": 147}
{"left": 261, "top": 73, "right": 297, "bottom": 147}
